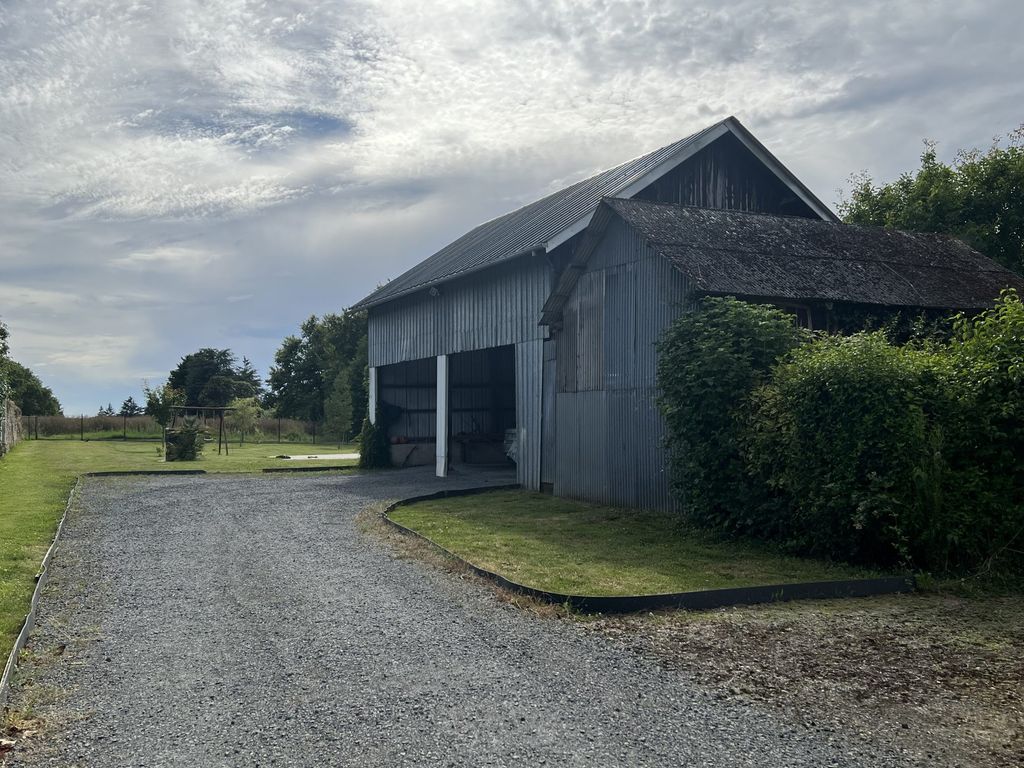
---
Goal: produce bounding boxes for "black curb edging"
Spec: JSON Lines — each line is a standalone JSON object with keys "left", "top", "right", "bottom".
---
{"left": 262, "top": 466, "right": 354, "bottom": 474}
{"left": 1, "top": 478, "right": 82, "bottom": 709}
{"left": 84, "top": 470, "right": 207, "bottom": 477}
{"left": 381, "top": 488, "right": 917, "bottom": 614}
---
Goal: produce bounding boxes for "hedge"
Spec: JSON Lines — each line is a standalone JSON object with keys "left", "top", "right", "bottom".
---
{"left": 656, "top": 297, "right": 808, "bottom": 534}
{"left": 658, "top": 291, "right": 1024, "bottom": 575}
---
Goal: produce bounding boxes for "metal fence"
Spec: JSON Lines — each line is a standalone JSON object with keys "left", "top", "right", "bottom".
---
{"left": 20, "top": 414, "right": 346, "bottom": 444}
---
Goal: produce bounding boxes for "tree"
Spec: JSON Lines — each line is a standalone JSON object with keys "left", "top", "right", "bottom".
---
{"left": 197, "top": 374, "right": 239, "bottom": 408}
{"left": 266, "top": 335, "right": 317, "bottom": 420}
{"left": 119, "top": 396, "right": 143, "bottom": 417}
{"left": 168, "top": 348, "right": 261, "bottom": 407}
{"left": 0, "top": 323, "right": 61, "bottom": 415}
{"left": 144, "top": 381, "right": 184, "bottom": 429}
{"left": 235, "top": 357, "right": 264, "bottom": 400}
{"left": 2, "top": 360, "right": 61, "bottom": 415}
{"left": 841, "top": 127, "right": 1024, "bottom": 274}
{"left": 228, "top": 397, "right": 262, "bottom": 445}
{"left": 267, "top": 309, "right": 368, "bottom": 429}
{"left": 324, "top": 365, "right": 354, "bottom": 444}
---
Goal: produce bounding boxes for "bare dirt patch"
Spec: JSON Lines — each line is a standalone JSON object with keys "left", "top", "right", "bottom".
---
{"left": 585, "top": 592, "right": 1024, "bottom": 768}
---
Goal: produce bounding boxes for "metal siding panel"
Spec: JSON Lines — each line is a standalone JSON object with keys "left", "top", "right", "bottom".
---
{"left": 368, "top": 252, "right": 550, "bottom": 367}
{"left": 515, "top": 339, "right": 544, "bottom": 490}
{"left": 575, "top": 270, "right": 604, "bottom": 392}
{"left": 549, "top": 214, "right": 692, "bottom": 510}
{"left": 541, "top": 339, "right": 557, "bottom": 486}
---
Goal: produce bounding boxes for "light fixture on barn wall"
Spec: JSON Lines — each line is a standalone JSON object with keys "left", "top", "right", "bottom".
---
{"left": 429, "top": 286, "right": 442, "bottom": 297}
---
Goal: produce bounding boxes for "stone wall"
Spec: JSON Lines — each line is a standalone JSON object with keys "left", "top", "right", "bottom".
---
{"left": 0, "top": 398, "right": 23, "bottom": 457}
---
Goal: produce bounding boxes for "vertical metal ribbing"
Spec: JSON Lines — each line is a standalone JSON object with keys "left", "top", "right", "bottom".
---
{"left": 435, "top": 355, "right": 449, "bottom": 477}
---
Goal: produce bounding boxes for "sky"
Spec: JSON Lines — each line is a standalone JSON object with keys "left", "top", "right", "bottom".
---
{"left": 1, "top": 0, "right": 1022, "bottom": 415}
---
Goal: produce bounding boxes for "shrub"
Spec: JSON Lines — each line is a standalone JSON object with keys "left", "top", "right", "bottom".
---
{"left": 744, "top": 333, "right": 958, "bottom": 566}
{"left": 165, "top": 416, "right": 207, "bottom": 461}
{"left": 358, "top": 401, "right": 404, "bottom": 469}
{"left": 656, "top": 297, "right": 808, "bottom": 533}
{"left": 945, "top": 289, "right": 1024, "bottom": 571}
{"left": 358, "top": 413, "right": 391, "bottom": 469}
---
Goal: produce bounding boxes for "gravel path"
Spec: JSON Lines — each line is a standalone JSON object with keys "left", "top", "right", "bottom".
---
{"left": 4, "top": 470, "right": 924, "bottom": 767}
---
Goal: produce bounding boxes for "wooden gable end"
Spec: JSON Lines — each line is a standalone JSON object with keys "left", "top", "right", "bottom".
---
{"left": 633, "top": 132, "right": 819, "bottom": 219}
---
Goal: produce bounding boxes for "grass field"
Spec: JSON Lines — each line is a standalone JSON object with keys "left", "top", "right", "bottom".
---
{"left": 389, "top": 490, "right": 877, "bottom": 596}
{"left": 0, "top": 439, "right": 358, "bottom": 661}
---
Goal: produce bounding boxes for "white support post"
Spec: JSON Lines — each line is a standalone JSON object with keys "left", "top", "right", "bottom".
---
{"left": 368, "top": 367, "right": 378, "bottom": 424}
{"left": 436, "top": 355, "right": 449, "bottom": 478}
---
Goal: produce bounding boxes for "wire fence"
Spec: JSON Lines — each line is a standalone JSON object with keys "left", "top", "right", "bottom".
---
{"left": 19, "top": 414, "right": 348, "bottom": 445}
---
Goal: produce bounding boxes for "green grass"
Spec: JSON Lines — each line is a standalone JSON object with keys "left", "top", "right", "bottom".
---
{"left": 0, "top": 439, "right": 358, "bottom": 661}
{"left": 389, "top": 490, "right": 880, "bottom": 596}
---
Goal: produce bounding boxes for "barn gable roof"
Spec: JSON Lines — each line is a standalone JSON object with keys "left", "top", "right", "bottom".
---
{"left": 354, "top": 116, "right": 836, "bottom": 310}
{"left": 540, "top": 198, "right": 1024, "bottom": 324}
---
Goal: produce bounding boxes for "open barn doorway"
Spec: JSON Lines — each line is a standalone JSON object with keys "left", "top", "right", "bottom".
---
{"left": 375, "top": 345, "right": 517, "bottom": 473}
{"left": 376, "top": 357, "right": 437, "bottom": 468}
{"left": 447, "top": 345, "right": 517, "bottom": 469}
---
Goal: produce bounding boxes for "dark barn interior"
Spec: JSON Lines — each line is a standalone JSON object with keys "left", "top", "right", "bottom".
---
{"left": 377, "top": 346, "right": 516, "bottom": 468}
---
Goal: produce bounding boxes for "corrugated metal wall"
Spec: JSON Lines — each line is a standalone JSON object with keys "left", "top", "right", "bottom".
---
{"left": 368, "top": 252, "right": 551, "bottom": 367}
{"left": 515, "top": 339, "right": 544, "bottom": 490}
{"left": 554, "top": 217, "right": 692, "bottom": 510}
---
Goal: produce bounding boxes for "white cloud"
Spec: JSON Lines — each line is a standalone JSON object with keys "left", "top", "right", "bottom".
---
{"left": 111, "top": 245, "right": 221, "bottom": 271}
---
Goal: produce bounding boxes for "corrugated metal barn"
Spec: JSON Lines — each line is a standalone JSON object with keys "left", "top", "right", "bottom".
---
{"left": 354, "top": 116, "right": 1024, "bottom": 509}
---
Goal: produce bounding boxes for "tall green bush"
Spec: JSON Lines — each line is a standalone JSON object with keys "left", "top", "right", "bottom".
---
{"left": 657, "top": 297, "right": 808, "bottom": 533}
{"left": 358, "top": 406, "right": 393, "bottom": 469}
{"left": 657, "top": 290, "right": 1024, "bottom": 575}
{"left": 945, "top": 290, "right": 1024, "bottom": 570}
{"left": 744, "top": 333, "right": 959, "bottom": 566}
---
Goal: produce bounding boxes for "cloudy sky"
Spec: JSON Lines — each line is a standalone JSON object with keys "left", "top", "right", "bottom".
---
{"left": 1, "top": 0, "right": 1022, "bottom": 414}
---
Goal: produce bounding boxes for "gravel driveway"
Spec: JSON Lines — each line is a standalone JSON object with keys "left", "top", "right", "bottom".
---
{"left": 3, "top": 470, "right": 923, "bottom": 767}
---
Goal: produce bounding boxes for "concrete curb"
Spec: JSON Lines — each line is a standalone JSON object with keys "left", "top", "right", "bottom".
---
{"left": 0, "top": 478, "right": 82, "bottom": 710}
{"left": 84, "top": 470, "right": 207, "bottom": 477}
{"left": 262, "top": 466, "right": 354, "bottom": 474}
{"left": 381, "top": 489, "right": 916, "bottom": 614}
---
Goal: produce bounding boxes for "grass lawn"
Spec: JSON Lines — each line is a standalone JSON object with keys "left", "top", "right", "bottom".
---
{"left": 389, "top": 490, "right": 878, "bottom": 596}
{"left": 0, "top": 439, "right": 358, "bottom": 661}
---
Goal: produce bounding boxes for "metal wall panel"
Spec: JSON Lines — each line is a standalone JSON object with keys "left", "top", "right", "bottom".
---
{"left": 553, "top": 217, "right": 690, "bottom": 510}
{"left": 540, "top": 339, "right": 557, "bottom": 486}
{"left": 574, "top": 270, "right": 605, "bottom": 392}
{"left": 553, "top": 390, "right": 608, "bottom": 502}
{"left": 515, "top": 339, "right": 544, "bottom": 490}
{"left": 368, "top": 251, "right": 551, "bottom": 368}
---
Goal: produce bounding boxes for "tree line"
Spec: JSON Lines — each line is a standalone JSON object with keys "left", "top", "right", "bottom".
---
{"left": 138, "top": 309, "right": 368, "bottom": 442}
{"left": 0, "top": 322, "right": 62, "bottom": 415}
